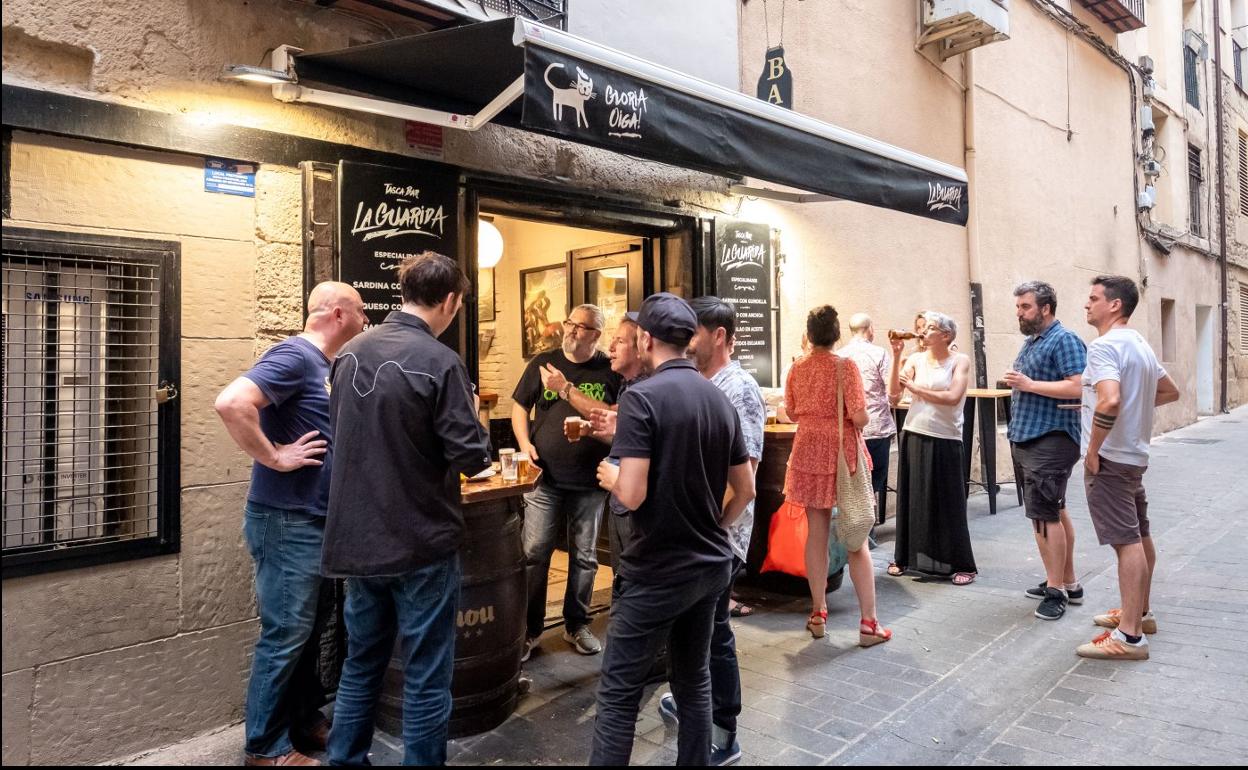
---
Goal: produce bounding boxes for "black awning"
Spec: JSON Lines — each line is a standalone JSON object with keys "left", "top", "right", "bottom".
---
{"left": 293, "top": 18, "right": 969, "bottom": 226}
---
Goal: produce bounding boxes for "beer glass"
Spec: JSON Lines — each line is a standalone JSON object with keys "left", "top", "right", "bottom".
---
{"left": 499, "top": 448, "right": 518, "bottom": 481}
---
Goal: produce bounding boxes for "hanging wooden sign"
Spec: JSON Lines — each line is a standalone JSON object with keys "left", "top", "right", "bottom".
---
{"left": 756, "top": 46, "right": 793, "bottom": 109}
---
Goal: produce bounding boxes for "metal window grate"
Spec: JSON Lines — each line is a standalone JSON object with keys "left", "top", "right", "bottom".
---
{"left": 3, "top": 231, "right": 177, "bottom": 574}
{"left": 1240, "top": 133, "right": 1248, "bottom": 218}
{"left": 1185, "top": 46, "right": 1201, "bottom": 110}
{"left": 479, "top": 0, "right": 567, "bottom": 28}
{"left": 1241, "top": 285, "right": 1248, "bottom": 352}
{"left": 1188, "top": 145, "right": 1203, "bottom": 237}
{"left": 1237, "top": 42, "right": 1245, "bottom": 90}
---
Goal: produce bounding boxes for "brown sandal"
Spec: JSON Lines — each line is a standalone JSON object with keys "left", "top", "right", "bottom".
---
{"left": 887, "top": 563, "right": 904, "bottom": 577}
{"left": 952, "top": 572, "right": 977, "bottom": 586}
{"left": 806, "top": 609, "right": 828, "bottom": 639}
{"left": 858, "top": 618, "right": 892, "bottom": 647}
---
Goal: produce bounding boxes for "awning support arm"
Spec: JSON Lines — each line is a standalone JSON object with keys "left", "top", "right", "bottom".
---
{"left": 268, "top": 44, "right": 522, "bottom": 132}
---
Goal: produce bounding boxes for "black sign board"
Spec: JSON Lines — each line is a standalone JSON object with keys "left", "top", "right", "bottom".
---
{"left": 756, "top": 46, "right": 793, "bottom": 109}
{"left": 520, "top": 46, "right": 967, "bottom": 226}
{"left": 337, "top": 160, "right": 460, "bottom": 327}
{"left": 714, "top": 218, "right": 775, "bottom": 388}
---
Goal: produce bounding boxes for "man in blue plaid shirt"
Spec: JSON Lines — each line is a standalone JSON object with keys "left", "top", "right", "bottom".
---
{"left": 1003, "top": 281, "right": 1087, "bottom": 622}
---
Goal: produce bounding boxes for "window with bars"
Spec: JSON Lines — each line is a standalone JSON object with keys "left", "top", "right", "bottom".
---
{"left": 1240, "top": 132, "right": 1248, "bottom": 218}
{"left": 1242, "top": 285, "right": 1248, "bottom": 352}
{"left": 1184, "top": 45, "right": 1201, "bottom": 110}
{"left": 1237, "top": 41, "right": 1245, "bottom": 90}
{"left": 1188, "top": 144, "right": 1203, "bottom": 237}
{"left": 2, "top": 228, "right": 180, "bottom": 578}
{"left": 479, "top": 0, "right": 568, "bottom": 29}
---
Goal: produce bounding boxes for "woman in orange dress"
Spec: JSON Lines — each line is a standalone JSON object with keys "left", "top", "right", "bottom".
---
{"left": 784, "top": 306, "right": 891, "bottom": 646}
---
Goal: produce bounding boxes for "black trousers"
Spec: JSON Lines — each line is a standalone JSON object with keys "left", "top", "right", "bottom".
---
{"left": 590, "top": 563, "right": 731, "bottom": 766}
{"left": 865, "top": 437, "right": 893, "bottom": 525}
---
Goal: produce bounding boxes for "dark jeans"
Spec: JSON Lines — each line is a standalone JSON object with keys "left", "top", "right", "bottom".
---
{"left": 523, "top": 481, "right": 605, "bottom": 637}
{"left": 327, "top": 555, "right": 460, "bottom": 767}
{"left": 242, "top": 503, "right": 328, "bottom": 758}
{"left": 865, "top": 437, "right": 892, "bottom": 525}
{"left": 665, "top": 558, "right": 744, "bottom": 736}
{"left": 590, "top": 562, "right": 732, "bottom": 766}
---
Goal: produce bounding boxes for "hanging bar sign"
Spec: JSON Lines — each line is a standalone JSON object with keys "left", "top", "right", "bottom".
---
{"left": 756, "top": 46, "right": 793, "bottom": 109}
{"left": 715, "top": 218, "right": 776, "bottom": 387}
{"left": 337, "top": 160, "right": 460, "bottom": 327}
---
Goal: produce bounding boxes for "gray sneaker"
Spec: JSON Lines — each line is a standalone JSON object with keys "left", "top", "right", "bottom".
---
{"left": 563, "top": 626, "right": 602, "bottom": 655}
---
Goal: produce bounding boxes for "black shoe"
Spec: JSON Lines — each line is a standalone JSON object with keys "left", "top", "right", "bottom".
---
{"left": 1026, "top": 581, "right": 1083, "bottom": 605}
{"left": 1035, "top": 587, "right": 1068, "bottom": 620}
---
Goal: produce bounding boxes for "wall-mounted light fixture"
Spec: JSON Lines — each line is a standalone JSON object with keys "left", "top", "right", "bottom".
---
{"left": 221, "top": 64, "right": 294, "bottom": 84}
{"left": 478, "top": 217, "right": 504, "bottom": 269}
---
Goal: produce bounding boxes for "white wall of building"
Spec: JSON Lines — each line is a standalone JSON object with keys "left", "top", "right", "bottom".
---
{"left": 569, "top": 0, "right": 739, "bottom": 88}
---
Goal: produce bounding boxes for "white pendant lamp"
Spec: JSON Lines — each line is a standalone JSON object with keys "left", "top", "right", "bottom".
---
{"left": 478, "top": 218, "right": 504, "bottom": 269}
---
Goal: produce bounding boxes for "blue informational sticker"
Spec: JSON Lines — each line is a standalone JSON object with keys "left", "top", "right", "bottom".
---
{"left": 204, "top": 157, "right": 256, "bottom": 197}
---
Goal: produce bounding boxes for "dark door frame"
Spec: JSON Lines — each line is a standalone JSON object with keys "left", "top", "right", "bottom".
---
{"left": 461, "top": 173, "right": 707, "bottom": 382}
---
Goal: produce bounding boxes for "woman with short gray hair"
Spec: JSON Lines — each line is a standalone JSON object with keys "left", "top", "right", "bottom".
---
{"left": 886, "top": 311, "right": 979, "bottom": 585}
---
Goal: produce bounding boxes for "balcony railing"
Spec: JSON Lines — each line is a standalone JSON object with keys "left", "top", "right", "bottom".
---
{"left": 1076, "top": 0, "right": 1146, "bottom": 33}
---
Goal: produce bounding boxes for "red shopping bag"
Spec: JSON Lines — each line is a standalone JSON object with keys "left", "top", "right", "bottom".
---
{"left": 760, "top": 500, "right": 809, "bottom": 578}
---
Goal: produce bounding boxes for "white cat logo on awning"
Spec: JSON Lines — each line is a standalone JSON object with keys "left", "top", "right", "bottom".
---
{"left": 544, "top": 63, "right": 597, "bottom": 129}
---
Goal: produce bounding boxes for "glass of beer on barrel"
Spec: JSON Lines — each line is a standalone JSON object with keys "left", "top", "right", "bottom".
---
{"left": 564, "top": 416, "right": 589, "bottom": 442}
{"left": 515, "top": 452, "right": 532, "bottom": 479}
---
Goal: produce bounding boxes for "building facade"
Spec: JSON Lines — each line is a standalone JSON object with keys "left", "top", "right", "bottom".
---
{"left": 2, "top": 0, "right": 1242, "bottom": 766}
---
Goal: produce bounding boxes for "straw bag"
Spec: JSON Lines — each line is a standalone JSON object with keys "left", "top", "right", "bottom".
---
{"left": 834, "top": 359, "right": 875, "bottom": 552}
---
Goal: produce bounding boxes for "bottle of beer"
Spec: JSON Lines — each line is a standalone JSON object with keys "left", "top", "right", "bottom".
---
{"left": 888, "top": 329, "right": 919, "bottom": 342}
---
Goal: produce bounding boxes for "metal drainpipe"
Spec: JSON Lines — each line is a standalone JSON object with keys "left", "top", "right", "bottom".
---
{"left": 965, "top": 50, "right": 988, "bottom": 388}
{"left": 1214, "top": 0, "right": 1231, "bottom": 413}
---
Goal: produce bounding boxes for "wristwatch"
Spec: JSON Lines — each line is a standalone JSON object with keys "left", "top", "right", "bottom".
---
{"left": 560, "top": 383, "right": 574, "bottom": 400}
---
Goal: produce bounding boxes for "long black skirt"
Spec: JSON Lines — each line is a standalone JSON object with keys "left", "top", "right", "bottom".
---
{"left": 894, "top": 431, "right": 978, "bottom": 577}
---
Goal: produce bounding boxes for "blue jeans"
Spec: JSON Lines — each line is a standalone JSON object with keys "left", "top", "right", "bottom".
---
{"left": 327, "top": 555, "right": 460, "bottom": 766}
{"left": 590, "top": 563, "right": 732, "bottom": 766}
{"left": 242, "top": 503, "right": 327, "bottom": 758}
{"left": 523, "top": 481, "right": 605, "bottom": 638}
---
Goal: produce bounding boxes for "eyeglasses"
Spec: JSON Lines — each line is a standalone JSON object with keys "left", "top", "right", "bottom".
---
{"left": 562, "top": 320, "right": 600, "bottom": 334}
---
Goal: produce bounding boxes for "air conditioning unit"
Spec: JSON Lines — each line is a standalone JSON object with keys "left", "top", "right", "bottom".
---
{"left": 919, "top": 0, "right": 1011, "bottom": 60}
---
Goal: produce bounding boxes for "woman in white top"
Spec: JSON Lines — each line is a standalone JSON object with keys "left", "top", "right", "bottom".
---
{"left": 887, "top": 311, "right": 979, "bottom": 585}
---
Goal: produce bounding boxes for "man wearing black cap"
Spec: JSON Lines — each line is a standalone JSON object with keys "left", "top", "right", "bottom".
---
{"left": 591, "top": 293, "right": 757, "bottom": 766}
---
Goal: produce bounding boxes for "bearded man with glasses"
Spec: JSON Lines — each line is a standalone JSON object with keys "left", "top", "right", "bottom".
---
{"left": 512, "top": 303, "right": 623, "bottom": 658}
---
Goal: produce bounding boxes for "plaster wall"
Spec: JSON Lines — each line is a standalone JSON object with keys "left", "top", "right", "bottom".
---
{"left": 569, "top": 0, "right": 739, "bottom": 89}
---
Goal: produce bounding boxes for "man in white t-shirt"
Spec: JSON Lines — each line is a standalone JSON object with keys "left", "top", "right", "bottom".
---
{"left": 1077, "top": 275, "right": 1179, "bottom": 661}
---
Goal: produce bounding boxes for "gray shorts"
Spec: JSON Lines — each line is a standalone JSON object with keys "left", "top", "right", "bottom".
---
{"left": 1011, "top": 433, "right": 1080, "bottom": 523}
{"left": 1084, "top": 456, "right": 1150, "bottom": 546}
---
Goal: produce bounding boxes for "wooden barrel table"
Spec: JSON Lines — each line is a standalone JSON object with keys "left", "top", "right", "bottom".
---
{"left": 377, "top": 468, "right": 540, "bottom": 739}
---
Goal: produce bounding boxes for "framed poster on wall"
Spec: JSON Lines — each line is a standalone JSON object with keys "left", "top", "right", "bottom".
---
{"left": 520, "top": 263, "right": 567, "bottom": 358}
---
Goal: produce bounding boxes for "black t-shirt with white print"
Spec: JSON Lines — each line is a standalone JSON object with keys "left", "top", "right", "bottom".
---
{"left": 512, "top": 349, "right": 621, "bottom": 490}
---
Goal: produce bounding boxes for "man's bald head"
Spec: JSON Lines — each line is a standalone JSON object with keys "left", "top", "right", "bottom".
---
{"left": 307, "top": 282, "right": 362, "bottom": 318}
{"left": 849, "top": 312, "right": 873, "bottom": 341}
{"left": 305, "top": 282, "right": 366, "bottom": 352}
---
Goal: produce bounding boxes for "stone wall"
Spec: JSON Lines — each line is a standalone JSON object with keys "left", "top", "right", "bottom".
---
{"left": 0, "top": 1, "right": 732, "bottom": 765}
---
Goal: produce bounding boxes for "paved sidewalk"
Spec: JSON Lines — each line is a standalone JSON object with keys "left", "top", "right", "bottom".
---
{"left": 122, "top": 407, "right": 1248, "bottom": 766}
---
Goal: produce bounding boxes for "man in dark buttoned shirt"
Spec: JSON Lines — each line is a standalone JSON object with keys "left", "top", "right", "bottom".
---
{"left": 321, "top": 252, "right": 490, "bottom": 766}
{"left": 591, "top": 293, "right": 756, "bottom": 766}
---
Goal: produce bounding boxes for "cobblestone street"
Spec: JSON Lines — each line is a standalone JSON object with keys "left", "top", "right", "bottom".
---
{"left": 125, "top": 407, "right": 1248, "bottom": 766}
